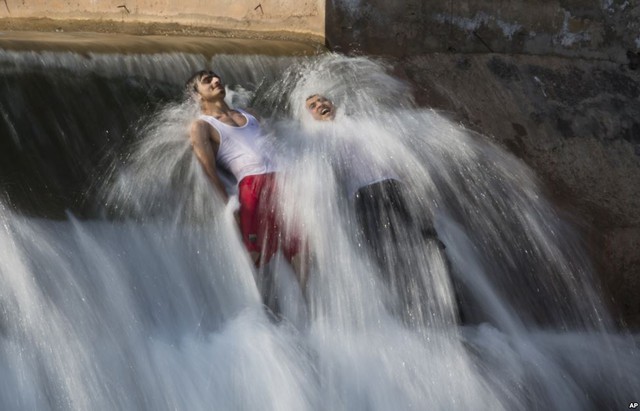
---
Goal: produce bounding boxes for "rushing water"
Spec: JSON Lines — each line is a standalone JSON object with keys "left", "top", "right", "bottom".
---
{"left": 0, "top": 47, "right": 638, "bottom": 411}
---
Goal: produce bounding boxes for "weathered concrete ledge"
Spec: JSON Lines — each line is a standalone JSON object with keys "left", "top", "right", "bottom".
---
{"left": 0, "top": 0, "right": 324, "bottom": 39}
{"left": 0, "top": 17, "right": 324, "bottom": 47}
{"left": 0, "top": 27, "right": 325, "bottom": 56}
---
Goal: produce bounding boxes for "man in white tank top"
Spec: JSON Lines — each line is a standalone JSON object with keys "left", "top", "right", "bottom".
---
{"left": 186, "top": 70, "right": 307, "bottom": 291}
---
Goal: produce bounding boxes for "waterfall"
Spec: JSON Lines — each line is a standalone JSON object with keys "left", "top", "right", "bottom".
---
{"left": 0, "top": 48, "right": 637, "bottom": 410}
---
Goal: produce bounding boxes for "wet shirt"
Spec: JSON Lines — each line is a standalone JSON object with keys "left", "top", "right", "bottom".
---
{"left": 307, "top": 117, "right": 399, "bottom": 198}
{"left": 338, "top": 138, "right": 400, "bottom": 198}
{"left": 199, "top": 109, "right": 276, "bottom": 183}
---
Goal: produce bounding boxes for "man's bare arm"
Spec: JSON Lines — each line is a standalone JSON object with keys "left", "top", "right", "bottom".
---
{"left": 189, "top": 120, "right": 229, "bottom": 203}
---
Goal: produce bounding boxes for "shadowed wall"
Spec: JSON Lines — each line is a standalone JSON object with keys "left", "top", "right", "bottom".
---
{"left": 326, "top": 0, "right": 640, "bottom": 327}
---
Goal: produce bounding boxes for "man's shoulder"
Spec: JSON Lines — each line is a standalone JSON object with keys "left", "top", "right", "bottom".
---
{"left": 190, "top": 118, "right": 220, "bottom": 140}
{"left": 191, "top": 116, "right": 211, "bottom": 128}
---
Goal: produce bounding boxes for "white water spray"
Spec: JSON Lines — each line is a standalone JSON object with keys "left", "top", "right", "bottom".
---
{"left": 0, "top": 51, "right": 637, "bottom": 410}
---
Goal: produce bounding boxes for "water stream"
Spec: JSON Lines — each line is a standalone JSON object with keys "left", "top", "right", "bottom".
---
{"left": 0, "top": 45, "right": 637, "bottom": 410}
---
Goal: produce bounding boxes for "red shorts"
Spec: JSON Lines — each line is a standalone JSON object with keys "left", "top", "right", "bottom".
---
{"left": 238, "top": 173, "right": 302, "bottom": 266}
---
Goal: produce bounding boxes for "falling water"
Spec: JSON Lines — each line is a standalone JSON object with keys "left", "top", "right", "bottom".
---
{"left": 0, "top": 44, "right": 638, "bottom": 411}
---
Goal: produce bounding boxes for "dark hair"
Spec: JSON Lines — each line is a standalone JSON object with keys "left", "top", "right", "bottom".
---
{"left": 185, "top": 70, "right": 218, "bottom": 97}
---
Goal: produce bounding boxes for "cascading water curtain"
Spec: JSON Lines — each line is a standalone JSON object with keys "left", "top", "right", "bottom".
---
{"left": 0, "top": 48, "right": 637, "bottom": 410}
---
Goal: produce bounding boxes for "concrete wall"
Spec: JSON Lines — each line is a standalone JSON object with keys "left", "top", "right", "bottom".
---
{"left": 327, "top": 0, "right": 639, "bottom": 62}
{"left": 399, "top": 53, "right": 640, "bottom": 326}
{"left": 1, "top": 0, "right": 325, "bottom": 37}
{"left": 326, "top": 0, "right": 640, "bottom": 327}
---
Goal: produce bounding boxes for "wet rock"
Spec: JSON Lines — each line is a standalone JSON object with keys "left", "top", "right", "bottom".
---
{"left": 511, "top": 122, "right": 527, "bottom": 137}
{"left": 487, "top": 57, "right": 521, "bottom": 81}
{"left": 627, "top": 50, "right": 640, "bottom": 71}
{"left": 400, "top": 53, "right": 640, "bottom": 327}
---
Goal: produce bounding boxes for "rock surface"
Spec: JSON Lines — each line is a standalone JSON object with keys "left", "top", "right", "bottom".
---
{"left": 327, "top": 0, "right": 639, "bottom": 62}
{"left": 325, "top": 0, "right": 640, "bottom": 328}
{"left": 395, "top": 54, "right": 640, "bottom": 328}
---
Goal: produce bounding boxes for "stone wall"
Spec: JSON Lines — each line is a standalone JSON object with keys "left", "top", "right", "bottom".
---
{"left": 399, "top": 53, "right": 640, "bottom": 326}
{"left": 0, "top": 0, "right": 324, "bottom": 37}
{"left": 327, "top": 0, "right": 640, "bottom": 327}
{"left": 327, "top": 0, "right": 639, "bottom": 62}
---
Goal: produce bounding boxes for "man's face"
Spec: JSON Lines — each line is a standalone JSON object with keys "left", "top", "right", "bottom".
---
{"left": 305, "top": 95, "right": 335, "bottom": 121}
{"left": 195, "top": 72, "right": 226, "bottom": 101}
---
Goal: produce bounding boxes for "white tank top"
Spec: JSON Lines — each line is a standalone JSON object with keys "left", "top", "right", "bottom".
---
{"left": 199, "top": 109, "right": 276, "bottom": 183}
